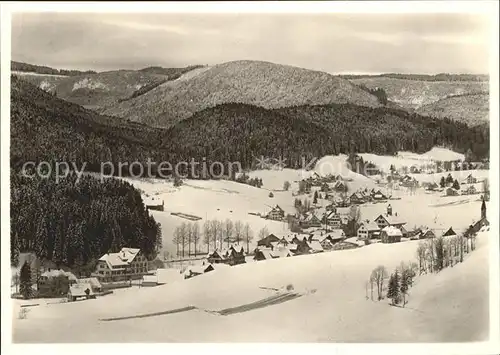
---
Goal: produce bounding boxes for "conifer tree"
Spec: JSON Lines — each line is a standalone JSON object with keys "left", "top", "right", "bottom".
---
{"left": 19, "top": 261, "right": 33, "bottom": 300}
{"left": 400, "top": 269, "right": 409, "bottom": 307}
{"left": 313, "top": 191, "right": 318, "bottom": 204}
{"left": 387, "top": 270, "right": 401, "bottom": 305}
{"left": 439, "top": 176, "right": 446, "bottom": 188}
{"left": 452, "top": 179, "right": 460, "bottom": 190}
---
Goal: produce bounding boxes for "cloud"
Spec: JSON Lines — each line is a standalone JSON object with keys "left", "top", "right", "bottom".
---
{"left": 10, "top": 12, "right": 491, "bottom": 74}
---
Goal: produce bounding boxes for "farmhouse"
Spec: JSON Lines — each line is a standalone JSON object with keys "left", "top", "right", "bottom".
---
{"left": 446, "top": 187, "right": 459, "bottom": 196}
{"left": 320, "top": 237, "right": 334, "bottom": 250}
{"left": 93, "top": 248, "right": 148, "bottom": 283}
{"left": 308, "top": 241, "right": 324, "bottom": 253}
{"left": 371, "top": 190, "right": 388, "bottom": 201}
{"left": 76, "top": 277, "right": 102, "bottom": 293}
{"left": 349, "top": 192, "right": 365, "bottom": 205}
{"left": 462, "top": 174, "right": 477, "bottom": 185}
{"left": 257, "top": 233, "right": 281, "bottom": 248}
{"left": 333, "top": 181, "right": 348, "bottom": 193}
{"left": 67, "top": 283, "right": 96, "bottom": 302}
{"left": 419, "top": 229, "right": 436, "bottom": 239}
{"left": 374, "top": 205, "right": 407, "bottom": 230}
{"left": 299, "top": 212, "right": 322, "bottom": 228}
{"left": 37, "top": 269, "right": 78, "bottom": 298}
{"left": 357, "top": 221, "right": 380, "bottom": 240}
{"left": 143, "top": 195, "right": 165, "bottom": 211}
{"left": 425, "top": 182, "right": 439, "bottom": 191}
{"left": 461, "top": 185, "right": 477, "bottom": 195}
{"left": 442, "top": 227, "right": 457, "bottom": 237}
{"left": 322, "top": 211, "right": 342, "bottom": 228}
{"left": 380, "top": 226, "right": 403, "bottom": 244}
{"left": 266, "top": 205, "right": 285, "bottom": 220}
{"left": 184, "top": 263, "right": 215, "bottom": 279}
{"left": 325, "top": 229, "right": 346, "bottom": 244}
{"left": 207, "top": 245, "right": 246, "bottom": 266}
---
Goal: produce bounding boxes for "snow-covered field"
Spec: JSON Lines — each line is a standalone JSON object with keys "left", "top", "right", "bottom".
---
{"left": 12, "top": 230, "right": 490, "bottom": 342}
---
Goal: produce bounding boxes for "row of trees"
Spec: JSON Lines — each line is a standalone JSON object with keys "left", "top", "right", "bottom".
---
{"left": 416, "top": 233, "right": 477, "bottom": 274}
{"left": 367, "top": 231, "right": 478, "bottom": 307}
{"left": 172, "top": 219, "right": 261, "bottom": 257}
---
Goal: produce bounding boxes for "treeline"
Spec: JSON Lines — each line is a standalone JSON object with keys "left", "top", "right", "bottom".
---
{"left": 172, "top": 219, "right": 257, "bottom": 257}
{"left": 341, "top": 73, "right": 489, "bottom": 82}
{"left": 118, "top": 79, "right": 168, "bottom": 102}
{"left": 10, "top": 169, "right": 162, "bottom": 269}
{"left": 357, "top": 84, "right": 388, "bottom": 105}
{"left": 139, "top": 65, "right": 205, "bottom": 78}
{"left": 11, "top": 61, "right": 97, "bottom": 76}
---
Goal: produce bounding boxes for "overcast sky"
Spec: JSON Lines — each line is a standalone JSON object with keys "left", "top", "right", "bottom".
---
{"left": 11, "top": 12, "right": 492, "bottom": 74}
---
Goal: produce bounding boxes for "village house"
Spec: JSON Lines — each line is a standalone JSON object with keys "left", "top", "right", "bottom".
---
{"left": 184, "top": 263, "right": 216, "bottom": 279}
{"left": 333, "top": 180, "right": 348, "bottom": 193}
{"left": 207, "top": 245, "right": 246, "bottom": 266}
{"left": 418, "top": 229, "right": 436, "bottom": 239}
{"left": 374, "top": 205, "right": 407, "bottom": 232}
{"left": 349, "top": 192, "right": 365, "bottom": 205}
{"left": 380, "top": 226, "right": 403, "bottom": 243}
{"left": 357, "top": 221, "right": 381, "bottom": 240}
{"left": 92, "top": 248, "right": 148, "bottom": 283}
{"left": 76, "top": 277, "right": 102, "bottom": 293}
{"left": 371, "top": 189, "right": 388, "bottom": 201}
{"left": 322, "top": 211, "right": 342, "bottom": 228}
{"left": 308, "top": 240, "right": 324, "bottom": 253}
{"left": 442, "top": 227, "right": 457, "bottom": 237}
{"left": 299, "top": 212, "right": 322, "bottom": 228}
{"left": 461, "top": 185, "right": 477, "bottom": 195}
{"left": 266, "top": 205, "right": 285, "bottom": 220}
{"left": 462, "top": 174, "right": 477, "bottom": 185}
{"left": 425, "top": 182, "right": 439, "bottom": 191}
{"left": 469, "top": 198, "right": 489, "bottom": 235}
{"left": 446, "top": 187, "right": 459, "bottom": 196}
{"left": 67, "top": 283, "right": 96, "bottom": 302}
{"left": 322, "top": 229, "right": 346, "bottom": 246}
{"left": 143, "top": 195, "right": 165, "bottom": 211}
{"left": 257, "top": 233, "right": 280, "bottom": 248}
{"left": 37, "top": 269, "right": 78, "bottom": 298}
{"left": 320, "top": 237, "right": 334, "bottom": 250}
{"left": 325, "top": 203, "right": 337, "bottom": 211}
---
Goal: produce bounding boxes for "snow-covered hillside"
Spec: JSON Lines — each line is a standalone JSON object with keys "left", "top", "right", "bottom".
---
{"left": 13, "top": 230, "right": 490, "bottom": 342}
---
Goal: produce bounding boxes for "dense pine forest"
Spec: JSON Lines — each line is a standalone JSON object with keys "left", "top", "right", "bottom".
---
{"left": 10, "top": 170, "right": 162, "bottom": 268}
{"left": 12, "top": 77, "right": 489, "bottom": 178}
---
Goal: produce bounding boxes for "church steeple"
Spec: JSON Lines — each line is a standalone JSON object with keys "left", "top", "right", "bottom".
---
{"left": 481, "top": 197, "right": 486, "bottom": 220}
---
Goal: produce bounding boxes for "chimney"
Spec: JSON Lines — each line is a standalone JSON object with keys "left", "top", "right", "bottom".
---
{"left": 387, "top": 204, "right": 392, "bottom": 216}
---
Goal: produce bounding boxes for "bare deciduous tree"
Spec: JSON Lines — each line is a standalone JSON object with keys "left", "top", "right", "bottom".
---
{"left": 224, "top": 219, "right": 234, "bottom": 248}
{"left": 370, "top": 265, "right": 388, "bottom": 301}
{"left": 234, "top": 221, "right": 244, "bottom": 244}
{"left": 243, "top": 223, "right": 253, "bottom": 254}
{"left": 192, "top": 223, "right": 200, "bottom": 257}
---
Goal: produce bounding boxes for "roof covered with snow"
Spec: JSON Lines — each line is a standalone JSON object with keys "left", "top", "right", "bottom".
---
{"left": 381, "top": 226, "right": 403, "bottom": 237}
{"left": 359, "top": 221, "right": 380, "bottom": 231}
{"left": 376, "top": 214, "right": 406, "bottom": 226}
{"left": 99, "top": 248, "right": 141, "bottom": 269}
{"left": 41, "top": 269, "right": 77, "bottom": 281}
{"left": 69, "top": 283, "right": 94, "bottom": 297}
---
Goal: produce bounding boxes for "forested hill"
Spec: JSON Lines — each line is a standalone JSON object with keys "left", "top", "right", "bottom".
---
{"left": 11, "top": 76, "right": 163, "bottom": 269}
{"left": 12, "top": 60, "right": 97, "bottom": 76}
{"left": 11, "top": 77, "right": 489, "bottom": 179}
{"left": 163, "top": 103, "right": 490, "bottom": 171}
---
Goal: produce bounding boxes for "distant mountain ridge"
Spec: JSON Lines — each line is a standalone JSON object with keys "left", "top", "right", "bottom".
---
{"left": 98, "top": 60, "right": 383, "bottom": 128}
{"left": 341, "top": 73, "right": 488, "bottom": 82}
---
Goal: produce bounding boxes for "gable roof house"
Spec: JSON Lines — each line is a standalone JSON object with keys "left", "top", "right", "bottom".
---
{"left": 38, "top": 269, "right": 78, "bottom": 298}
{"left": 446, "top": 187, "right": 459, "bottom": 196}
{"left": 349, "top": 192, "right": 365, "bottom": 205}
{"left": 257, "top": 233, "right": 281, "bottom": 248}
{"left": 308, "top": 240, "right": 324, "bottom": 253}
{"left": 442, "top": 227, "right": 457, "bottom": 237}
{"left": 462, "top": 174, "right": 477, "bottom": 185}
{"left": 266, "top": 205, "right": 285, "bottom": 220}
{"left": 357, "top": 221, "right": 381, "bottom": 240}
{"left": 67, "top": 283, "right": 96, "bottom": 302}
{"left": 371, "top": 190, "right": 388, "bottom": 201}
{"left": 374, "top": 214, "right": 407, "bottom": 230}
{"left": 76, "top": 277, "right": 102, "bottom": 293}
{"left": 380, "top": 226, "right": 403, "bottom": 243}
{"left": 93, "top": 248, "right": 147, "bottom": 283}
{"left": 299, "top": 212, "right": 322, "bottom": 228}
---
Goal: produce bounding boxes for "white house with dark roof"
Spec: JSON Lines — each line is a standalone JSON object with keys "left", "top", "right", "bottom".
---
{"left": 93, "top": 247, "right": 148, "bottom": 282}
{"left": 266, "top": 205, "right": 285, "bottom": 220}
{"left": 357, "top": 221, "right": 381, "bottom": 240}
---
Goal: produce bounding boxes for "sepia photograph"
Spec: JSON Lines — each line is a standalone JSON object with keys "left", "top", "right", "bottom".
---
{"left": 1, "top": 1, "right": 499, "bottom": 351}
